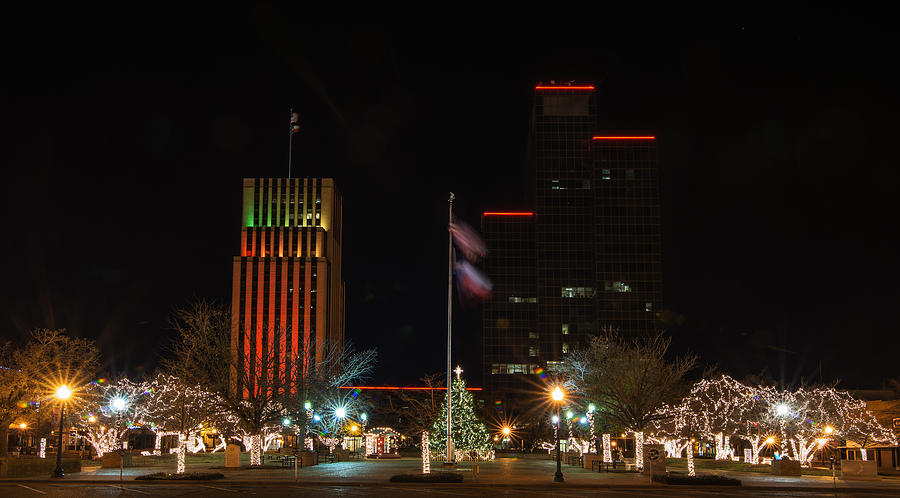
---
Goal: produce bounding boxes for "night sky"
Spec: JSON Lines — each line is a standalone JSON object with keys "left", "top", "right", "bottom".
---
{"left": 3, "top": 8, "right": 898, "bottom": 389}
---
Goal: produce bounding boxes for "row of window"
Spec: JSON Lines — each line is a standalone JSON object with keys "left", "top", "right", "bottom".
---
{"left": 491, "top": 363, "right": 540, "bottom": 375}
{"left": 508, "top": 296, "right": 537, "bottom": 303}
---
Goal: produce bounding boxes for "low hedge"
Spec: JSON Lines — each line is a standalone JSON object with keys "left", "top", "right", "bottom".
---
{"left": 652, "top": 474, "right": 741, "bottom": 486}
{"left": 389, "top": 472, "right": 464, "bottom": 483}
{"left": 135, "top": 471, "right": 225, "bottom": 480}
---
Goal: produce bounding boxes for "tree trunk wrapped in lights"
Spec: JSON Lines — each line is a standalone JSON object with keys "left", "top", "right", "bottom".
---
{"left": 249, "top": 434, "right": 262, "bottom": 466}
{"left": 422, "top": 431, "right": 430, "bottom": 474}
{"left": 602, "top": 434, "right": 612, "bottom": 463}
{"left": 634, "top": 432, "right": 644, "bottom": 470}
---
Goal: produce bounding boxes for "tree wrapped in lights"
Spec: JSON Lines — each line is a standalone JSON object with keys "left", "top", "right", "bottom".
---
{"left": 141, "top": 373, "right": 222, "bottom": 473}
{"left": 70, "top": 377, "right": 149, "bottom": 458}
{"left": 429, "top": 376, "right": 491, "bottom": 457}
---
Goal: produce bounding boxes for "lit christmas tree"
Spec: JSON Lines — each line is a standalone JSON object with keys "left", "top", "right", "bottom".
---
{"left": 429, "top": 375, "right": 491, "bottom": 456}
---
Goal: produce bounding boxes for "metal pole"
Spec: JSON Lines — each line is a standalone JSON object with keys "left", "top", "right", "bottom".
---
{"left": 554, "top": 405, "right": 563, "bottom": 482}
{"left": 52, "top": 405, "right": 65, "bottom": 478}
{"left": 446, "top": 192, "right": 455, "bottom": 464}
{"left": 288, "top": 108, "right": 294, "bottom": 179}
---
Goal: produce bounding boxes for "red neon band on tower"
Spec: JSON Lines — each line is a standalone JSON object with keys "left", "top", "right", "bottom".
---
{"left": 535, "top": 86, "right": 595, "bottom": 90}
{"left": 482, "top": 212, "right": 534, "bottom": 217}
{"left": 592, "top": 136, "right": 656, "bottom": 140}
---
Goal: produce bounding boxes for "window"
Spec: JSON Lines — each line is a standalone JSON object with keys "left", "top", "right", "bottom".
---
{"left": 546, "top": 361, "right": 565, "bottom": 372}
{"left": 604, "top": 281, "right": 631, "bottom": 293}
{"left": 601, "top": 169, "right": 611, "bottom": 180}
{"left": 562, "top": 287, "right": 595, "bottom": 298}
{"left": 562, "top": 343, "right": 569, "bottom": 354}
{"left": 528, "top": 347, "right": 538, "bottom": 357}
{"left": 561, "top": 324, "right": 569, "bottom": 335}
{"left": 491, "top": 363, "right": 538, "bottom": 375}
{"left": 509, "top": 296, "right": 537, "bottom": 303}
{"left": 625, "top": 169, "right": 635, "bottom": 180}
{"left": 529, "top": 331, "right": 540, "bottom": 339}
{"left": 645, "top": 302, "right": 653, "bottom": 312}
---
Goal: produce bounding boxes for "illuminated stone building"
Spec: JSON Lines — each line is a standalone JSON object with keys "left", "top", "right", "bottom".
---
{"left": 231, "top": 178, "right": 345, "bottom": 391}
{"left": 482, "top": 84, "right": 661, "bottom": 408}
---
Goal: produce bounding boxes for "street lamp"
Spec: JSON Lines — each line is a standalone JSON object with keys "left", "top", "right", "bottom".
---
{"left": 550, "top": 386, "right": 564, "bottom": 483}
{"left": 52, "top": 385, "right": 72, "bottom": 478}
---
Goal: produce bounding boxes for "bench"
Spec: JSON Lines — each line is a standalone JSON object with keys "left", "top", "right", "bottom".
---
{"left": 592, "top": 460, "right": 635, "bottom": 472}
{"left": 281, "top": 456, "right": 295, "bottom": 468}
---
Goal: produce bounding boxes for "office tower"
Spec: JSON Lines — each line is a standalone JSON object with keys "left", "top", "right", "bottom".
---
{"left": 482, "top": 84, "right": 661, "bottom": 408}
{"left": 231, "top": 178, "right": 345, "bottom": 392}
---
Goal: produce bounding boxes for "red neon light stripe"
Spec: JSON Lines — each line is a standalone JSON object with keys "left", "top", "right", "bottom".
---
{"left": 482, "top": 212, "right": 534, "bottom": 217}
{"left": 535, "top": 86, "right": 595, "bottom": 90}
{"left": 340, "top": 386, "right": 483, "bottom": 391}
{"left": 592, "top": 136, "right": 656, "bottom": 140}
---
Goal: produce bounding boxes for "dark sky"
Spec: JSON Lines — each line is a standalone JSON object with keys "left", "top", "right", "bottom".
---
{"left": 2, "top": 8, "right": 898, "bottom": 390}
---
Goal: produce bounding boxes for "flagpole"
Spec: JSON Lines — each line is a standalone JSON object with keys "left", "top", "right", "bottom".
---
{"left": 288, "top": 108, "right": 293, "bottom": 179}
{"left": 446, "top": 192, "right": 455, "bottom": 464}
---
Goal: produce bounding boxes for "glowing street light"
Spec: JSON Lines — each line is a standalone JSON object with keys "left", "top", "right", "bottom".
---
{"left": 304, "top": 401, "right": 312, "bottom": 411}
{"left": 52, "top": 385, "right": 72, "bottom": 478}
{"left": 335, "top": 407, "right": 347, "bottom": 419}
{"left": 360, "top": 413, "right": 367, "bottom": 422}
{"left": 501, "top": 427, "right": 511, "bottom": 437}
{"left": 283, "top": 418, "right": 292, "bottom": 426}
{"left": 111, "top": 397, "right": 127, "bottom": 412}
{"left": 19, "top": 423, "right": 26, "bottom": 429}
{"left": 588, "top": 404, "right": 596, "bottom": 413}
{"left": 88, "top": 415, "right": 96, "bottom": 423}
{"left": 775, "top": 404, "right": 789, "bottom": 416}
{"left": 350, "top": 425, "right": 359, "bottom": 433}
{"left": 551, "top": 415, "right": 560, "bottom": 424}
{"left": 549, "top": 386, "right": 565, "bottom": 483}
{"left": 824, "top": 426, "right": 834, "bottom": 435}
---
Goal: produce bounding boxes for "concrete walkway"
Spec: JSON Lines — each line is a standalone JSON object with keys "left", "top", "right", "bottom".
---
{"left": 3, "top": 457, "right": 900, "bottom": 493}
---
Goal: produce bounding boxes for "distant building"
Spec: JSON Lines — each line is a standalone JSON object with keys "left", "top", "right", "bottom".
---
{"left": 482, "top": 84, "right": 662, "bottom": 409}
{"left": 231, "top": 178, "right": 345, "bottom": 393}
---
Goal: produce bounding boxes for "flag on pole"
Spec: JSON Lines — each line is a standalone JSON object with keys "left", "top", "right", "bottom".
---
{"left": 449, "top": 219, "right": 488, "bottom": 262}
{"left": 454, "top": 259, "right": 492, "bottom": 300}
{"left": 291, "top": 111, "right": 300, "bottom": 134}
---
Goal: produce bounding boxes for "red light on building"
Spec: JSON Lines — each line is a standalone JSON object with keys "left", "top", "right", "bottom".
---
{"left": 339, "top": 386, "right": 482, "bottom": 391}
{"left": 535, "top": 86, "right": 595, "bottom": 90}
{"left": 482, "top": 212, "right": 534, "bottom": 217}
{"left": 592, "top": 136, "right": 656, "bottom": 140}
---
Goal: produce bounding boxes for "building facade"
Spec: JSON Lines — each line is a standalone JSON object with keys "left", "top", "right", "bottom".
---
{"left": 482, "top": 84, "right": 662, "bottom": 408}
{"left": 231, "top": 178, "right": 345, "bottom": 393}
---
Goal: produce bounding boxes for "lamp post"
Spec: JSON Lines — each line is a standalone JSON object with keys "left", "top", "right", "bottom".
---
{"left": 551, "top": 386, "right": 564, "bottom": 482}
{"left": 52, "top": 385, "right": 72, "bottom": 478}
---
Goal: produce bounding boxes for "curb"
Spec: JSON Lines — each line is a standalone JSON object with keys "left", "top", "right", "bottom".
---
{"left": 1, "top": 479, "right": 897, "bottom": 492}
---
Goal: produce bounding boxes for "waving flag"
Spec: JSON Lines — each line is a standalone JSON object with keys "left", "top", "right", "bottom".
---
{"left": 291, "top": 111, "right": 300, "bottom": 134}
{"left": 449, "top": 219, "right": 487, "bottom": 262}
{"left": 454, "top": 259, "right": 492, "bottom": 300}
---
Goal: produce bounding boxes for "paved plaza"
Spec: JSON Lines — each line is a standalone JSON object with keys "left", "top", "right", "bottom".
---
{"left": 3, "top": 456, "right": 900, "bottom": 496}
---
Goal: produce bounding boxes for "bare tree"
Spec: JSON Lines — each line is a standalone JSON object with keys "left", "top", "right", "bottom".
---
{"left": 0, "top": 329, "right": 100, "bottom": 457}
{"left": 164, "top": 298, "right": 376, "bottom": 465}
{"left": 564, "top": 331, "right": 696, "bottom": 469}
{"left": 384, "top": 373, "right": 444, "bottom": 439}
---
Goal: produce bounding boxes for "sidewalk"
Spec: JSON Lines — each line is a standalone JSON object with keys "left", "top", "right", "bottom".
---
{"left": 3, "top": 457, "right": 900, "bottom": 492}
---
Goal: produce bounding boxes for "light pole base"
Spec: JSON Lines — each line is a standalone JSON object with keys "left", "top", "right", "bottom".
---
{"left": 553, "top": 472, "right": 564, "bottom": 482}
{"left": 52, "top": 469, "right": 65, "bottom": 478}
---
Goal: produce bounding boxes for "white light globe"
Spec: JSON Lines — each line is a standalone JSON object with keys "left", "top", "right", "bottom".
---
{"left": 111, "top": 397, "right": 127, "bottom": 412}
{"left": 551, "top": 415, "right": 559, "bottom": 424}
{"left": 56, "top": 385, "right": 72, "bottom": 400}
{"left": 335, "top": 407, "right": 347, "bottom": 419}
{"left": 776, "top": 404, "right": 789, "bottom": 416}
